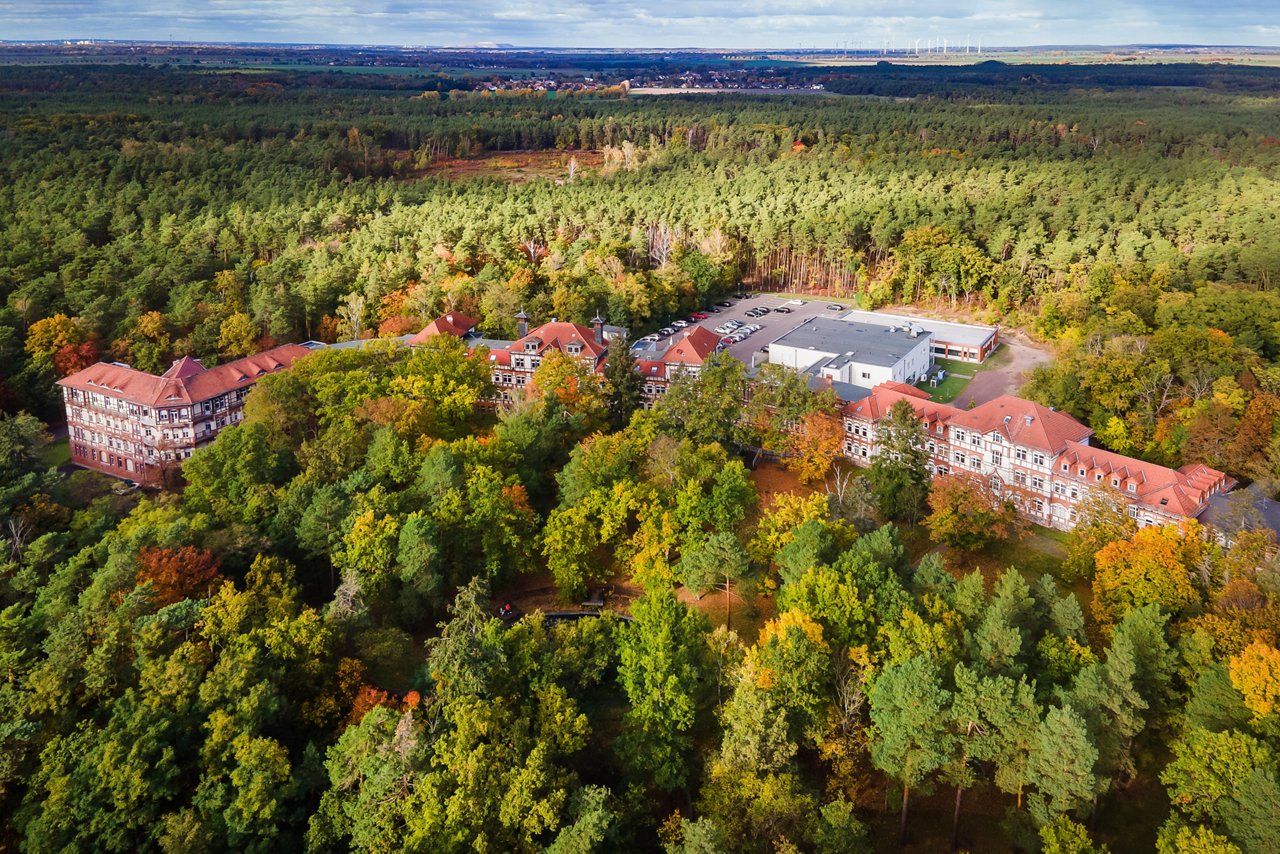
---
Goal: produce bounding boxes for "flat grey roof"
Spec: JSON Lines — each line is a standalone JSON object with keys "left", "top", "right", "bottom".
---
{"left": 1202, "top": 483, "right": 1280, "bottom": 538}
{"left": 772, "top": 318, "right": 930, "bottom": 368}
{"left": 837, "top": 310, "right": 997, "bottom": 348}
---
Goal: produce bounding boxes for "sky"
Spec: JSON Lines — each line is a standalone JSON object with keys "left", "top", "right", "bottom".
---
{"left": 3, "top": 0, "right": 1279, "bottom": 48}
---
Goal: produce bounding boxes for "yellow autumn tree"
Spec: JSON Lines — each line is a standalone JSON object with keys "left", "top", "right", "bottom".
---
{"left": 1092, "top": 522, "right": 1205, "bottom": 627}
{"left": 1229, "top": 640, "right": 1280, "bottom": 719}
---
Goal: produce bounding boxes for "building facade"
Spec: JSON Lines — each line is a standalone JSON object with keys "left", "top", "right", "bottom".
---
{"left": 59, "top": 344, "right": 312, "bottom": 484}
{"left": 842, "top": 383, "right": 1233, "bottom": 531}
{"left": 634, "top": 327, "right": 724, "bottom": 404}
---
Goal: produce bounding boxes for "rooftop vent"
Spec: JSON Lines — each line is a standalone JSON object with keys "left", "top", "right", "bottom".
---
{"left": 1024, "top": 415, "right": 1033, "bottom": 426}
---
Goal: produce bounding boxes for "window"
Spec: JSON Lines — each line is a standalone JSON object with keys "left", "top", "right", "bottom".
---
{"left": 954, "top": 429, "right": 965, "bottom": 443}
{"left": 1033, "top": 453, "right": 1045, "bottom": 466}
{"left": 1061, "top": 463, "right": 1069, "bottom": 471}
{"left": 1033, "top": 499, "right": 1044, "bottom": 513}
{"left": 970, "top": 435, "right": 980, "bottom": 447}
{"left": 1079, "top": 468, "right": 1086, "bottom": 477}
{"left": 1128, "top": 506, "right": 1139, "bottom": 518}
{"left": 1031, "top": 476, "right": 1044, "bottom": 490}
{"left": 1015, "top": 448, "right": 1027, "bottom": 461}
{"left": 989, "top": 433, "right": 1002, "bottom": 443}
{"left": 861, "top": 371, "right": 871, "bottom": 380}
{"left": 1128, "top": 483, "right": 1136, "bottom": 493}
{"left": 992, "top": 451, "right": 1002, "bottom": 466}
{"left": 1112, "top": 478, "right": 1120, "bottom": 488}
{"left": 954, "top": 452, "right": 966, "bottom": 465}
{"left": 1096, "top": 473, "right": 1104, "bottom": 482}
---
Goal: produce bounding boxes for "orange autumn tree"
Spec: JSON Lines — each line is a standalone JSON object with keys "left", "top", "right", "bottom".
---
{"left": 1091, "top": 522, "right": 1206, "bottom": 627}
{"left": 1229, "top": 640, "right": 1280, "bottom": 719}
{"left": 785, "top": 410, "right": 845, "bottom": 483}
{"left": 923, "top": 473, "right": 1025, "bottom": 551}
{"left": 136, "top": 545, "right": 223, "bottom": 607}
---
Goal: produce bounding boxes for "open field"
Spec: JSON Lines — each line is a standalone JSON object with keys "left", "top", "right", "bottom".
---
{"left": 416, "top": 149, "right": 603, "bottom": 183}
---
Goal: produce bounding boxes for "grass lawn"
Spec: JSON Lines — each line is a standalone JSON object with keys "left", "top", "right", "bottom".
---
{"left": 917, "top": 371, "right": 971, "bottom": 403}
{"left": 42, "top": 439, "right": 70, "bottom": 469}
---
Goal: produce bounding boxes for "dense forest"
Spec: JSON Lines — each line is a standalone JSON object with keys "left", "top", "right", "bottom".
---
{"left": 4, "top": 64, "right": 1280, "bottom": 851}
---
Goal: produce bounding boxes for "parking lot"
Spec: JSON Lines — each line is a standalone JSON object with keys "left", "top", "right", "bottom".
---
{"left": 631, "top": 295, "right": 851, "bottom": 369}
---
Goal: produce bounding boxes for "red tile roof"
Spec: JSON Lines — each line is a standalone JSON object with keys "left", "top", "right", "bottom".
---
{"left": 408, "top": 311, "right": 478, "bottom": 344}
{"left": 948, "top": 395, "right": 1093, "bottom": 453}
{"left": 659, "top": 327, "right": 720, "bottom": 366}
{"left": 844, "top": 382, "right": 963, "bottom": 424}
{"left": 509, "top": 321, "right": 607, "bottom": 359}
{"left": 1059, "top": 441, "right": 1230, "bottom": 518}
{"left": 59, "top": 344, "right": 313, "bottom": 407}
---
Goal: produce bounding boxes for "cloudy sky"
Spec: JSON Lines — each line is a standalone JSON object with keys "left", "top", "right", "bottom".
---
{"left": 3, "top": 0, "right": 1279, "bottom": 47}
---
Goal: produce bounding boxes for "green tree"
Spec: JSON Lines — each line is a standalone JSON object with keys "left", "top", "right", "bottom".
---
{"left": 869, "top": 655, "right": 955, "bottom": 844}
{"left": 866, "top": 400, "right": 931, "bottom": 523}
{"left": 617, "top": 591, "right": 710, "bottom": 791}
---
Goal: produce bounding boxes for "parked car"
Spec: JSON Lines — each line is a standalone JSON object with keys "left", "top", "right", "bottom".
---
{"left": 720, "top": 336, "right": 735, "bottom": 346}
{"left": 672, "top": 319, "right": 689, "bottom": 328}
{"left": 755, "top": 306, "right": 771, "bottom": 314}
{"left": 659, "top": 326, "right": 676, "bottom": 336}
{"left": 825, "top": 303, "right": 844, "bottom": 311}
{"left": 745, "top": 324, "right": 762, "bottom": 332}
{"left": 725, "top": 320, "right": 742, "bottom": 328}
{"left": 733, "top": 292, "right": 749, "bottom": 299}
{"left": 640, "top": 333, "right": 660, "bottom": 342}
{"left": 691, "top": 312, "right": 709, "bottom": 320}
{"left": 706, "top": 306, "right": 720, "bottom": 313}
{"left": 716, "top": 300, "right": 733, "bottom": 307}
{"left": 775, "top": 306, "right": 793, "bottom": 314}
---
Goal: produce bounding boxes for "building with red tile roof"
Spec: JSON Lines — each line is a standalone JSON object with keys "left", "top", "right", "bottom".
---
{"left": 841, "top": 382, "right": 1232, "bottom": 531}
{"left": 406, "top": 311, "right": 478, "bottom": 344}
{"left": 635, "top": 326, "right": 724, "bottom": 404}
{"left": 481, "top": 315, "right": 613, "bottom": 404}
{"left": 58, "top": 343, "right": 312, "bottom": 484}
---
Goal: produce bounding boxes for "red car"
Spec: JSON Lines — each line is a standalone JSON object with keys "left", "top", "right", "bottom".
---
{"left": 720, "top": 337, "right": 735, "bottom": 346}
{"left": 691, "top": 312, "right": 709, "bottom": 320}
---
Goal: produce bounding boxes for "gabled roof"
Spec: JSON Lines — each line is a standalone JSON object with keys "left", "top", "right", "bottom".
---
{"left": 658, "top": 327, "right": 720, "bottom": 367}
{"left": 408, "top": 311, "right": 478, "bottom": 344}
{"left": 508, "top": 321, "right": 607, "bottom": 359}
{"left": 59, "top": 344, "right": 313, "bottom": 407}
{"left": 843, "top": 382, "right": 963, "bottom": 424}
{"left": 1059, "top": 441, "right": 1230, "bottom": 518}
{"left": 948, "top": 395, "right": 1092, "bottom": 453}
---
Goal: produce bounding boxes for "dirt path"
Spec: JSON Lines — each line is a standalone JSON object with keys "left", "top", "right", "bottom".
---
{"left": 955, "top": 330, "right": 1053, "bottom": 409}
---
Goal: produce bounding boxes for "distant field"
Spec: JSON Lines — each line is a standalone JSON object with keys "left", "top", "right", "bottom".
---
{"left": 417, "top": 149, "right": 604, "bottom": 183}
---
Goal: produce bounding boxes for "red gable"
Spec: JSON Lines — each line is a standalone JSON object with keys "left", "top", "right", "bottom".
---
{"left": 408, "top": 311, "right": 478, "bottom": 344}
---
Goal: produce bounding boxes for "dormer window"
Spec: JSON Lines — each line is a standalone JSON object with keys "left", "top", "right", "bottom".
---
{"left": 1128, "top": 483, "right": 1136, "bottom": 493}
{"left": 1112, "top": 478, "right": 1120, "bottom": 487}
{"left": 524, "top": 341, "right": 539, "bottom": 353}
{"left": 1079, "top": 468, "right": 1086, "bottom": 477}
{"left": 1096, "top": 473, "right": 1103, "bottom": 481}
{"left": 566, "top": 343, "right": 581, "bottom": 356}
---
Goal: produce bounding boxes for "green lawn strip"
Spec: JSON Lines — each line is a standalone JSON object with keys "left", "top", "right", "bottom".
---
{"left": 42, "top": 439, "right": 71, "bottom": 469}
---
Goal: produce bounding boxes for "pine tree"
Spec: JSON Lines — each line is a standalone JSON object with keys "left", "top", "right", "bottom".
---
{"left": 603, "top": 333, "right": 644, "bottom": 430}
{"left": 866, "top": 400, "right": 931, "bottom": 523}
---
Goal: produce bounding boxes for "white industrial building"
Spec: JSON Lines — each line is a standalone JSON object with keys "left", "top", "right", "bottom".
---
{"left": 837, "top": 309, "right": 999, "bottom": 364}
{"left": 768, "top": 318, "right": 934, "bottom": 388}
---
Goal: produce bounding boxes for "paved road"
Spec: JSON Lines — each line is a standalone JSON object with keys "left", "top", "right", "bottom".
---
{"left": 634, "top": 295, "right": 851, "bottom": 370}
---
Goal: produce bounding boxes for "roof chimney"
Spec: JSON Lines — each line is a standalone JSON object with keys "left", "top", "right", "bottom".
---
{"left": 591, "top": 312, "right": 605, "bottom": 345}
{"left": 515, "top": 309, "right": 529, "bottom": 338}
